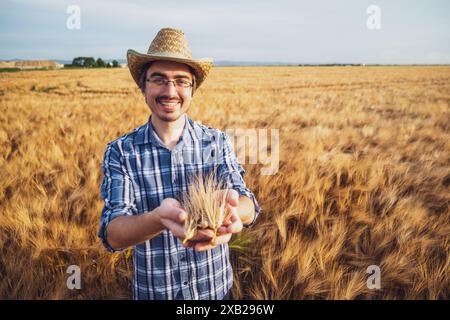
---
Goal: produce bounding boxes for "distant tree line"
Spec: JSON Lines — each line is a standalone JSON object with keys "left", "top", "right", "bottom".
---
{"left": 64, "top": 57, "right": 120, "bottom": 68}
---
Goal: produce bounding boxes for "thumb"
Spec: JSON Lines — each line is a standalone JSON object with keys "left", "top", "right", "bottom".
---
{"left": 226, "top": 189, "right": 239, "bottom": 207}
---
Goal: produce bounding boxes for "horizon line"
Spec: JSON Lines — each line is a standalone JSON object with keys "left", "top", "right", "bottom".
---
{"left": 1, "top": 58, "right": 450, "bottom": 67}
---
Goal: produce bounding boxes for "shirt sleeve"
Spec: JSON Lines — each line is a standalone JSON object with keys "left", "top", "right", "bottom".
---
{"left": 98, "top": 141, "right": 138, "bottom": 252}
{"left": 217, "top": 132, "right": 261, "bottom": 228}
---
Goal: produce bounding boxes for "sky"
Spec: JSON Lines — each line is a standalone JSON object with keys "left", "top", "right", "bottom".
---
{"left": 1, "top": 0, "right": 450, "bottom": 64}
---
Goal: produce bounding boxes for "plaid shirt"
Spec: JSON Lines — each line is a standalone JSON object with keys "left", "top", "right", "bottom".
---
{"left": 99, "top": 114, "right": 260, "bottom": 300}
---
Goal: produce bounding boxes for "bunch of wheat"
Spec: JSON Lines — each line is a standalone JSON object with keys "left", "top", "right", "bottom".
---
{"left": 180, "top": 173, "right": 229, "bottom": 244}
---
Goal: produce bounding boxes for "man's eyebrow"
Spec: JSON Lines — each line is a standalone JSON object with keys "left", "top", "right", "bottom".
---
{"left": 149, "top": 72, "right": 191, "bottom": 79}
{"left": 149, "top": 72, "right": 165, "bottom": 78}
{"left": 174, "top": 74, "right": 192, "bottom": 80}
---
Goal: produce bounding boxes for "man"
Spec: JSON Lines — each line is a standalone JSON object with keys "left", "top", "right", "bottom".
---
{"left": 98, "top": 28, "right": 260, "bottom": 300}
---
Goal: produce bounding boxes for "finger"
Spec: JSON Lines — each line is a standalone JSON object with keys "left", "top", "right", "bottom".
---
{"left": 190, "top": 229, "right": 214, "bottom": 242}
{"left": 177, "top": 210, "right": 187, "bottom": 223}
{"left": 222, "top": 213, "right": 233, "bottom": 226}
{"left": 215, "top": 233, "right": 232, "bottom": 244}
{"left": 221, "top": 204, "right": 236, "bottom": 224}
{"left": 161, "top": 218, "right": 186, "bottom": 238}
{"left": 162, "top": 198, "right": 181, "bottom": 208}
{"left": 196, "top": 229, "right": 215, "bottom": 239}
{"left": 159, "top": 207, "right": 186, "bottom": 223}
{"left": 227, "top": 221, "right": 243, "bottom": 234}
{"left": 226, "top": 189, "right": 239, "bottom": 207}
{"left": 183, "top": 240, "right": 195, "bottom": 248}
{"left": 194, "top": 233, "right": 233, "bottom": 251}
{"left": 194, "top": 244, "right": 215, "bottom": 252}
{"left": 170, "top": 209, "right": 187, "bottom": 224}
{"left": 194, "top": 239, "right": 218, "bottom": 252}
{"left": 226, "top": 212, "right": 243, "bottom": 233}
{"left": 217, "top": 226, "right": 228, "bottom": 235}
{"left": 223, "top": 205, "right": 238, "bottom": 225}
{"left": 211, "top": 233, "right": 232, "bottom": 246}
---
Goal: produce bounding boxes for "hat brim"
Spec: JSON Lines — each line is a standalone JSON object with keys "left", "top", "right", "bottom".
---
{"left": 127, "top": 49, "right": 213, "bottom": 91}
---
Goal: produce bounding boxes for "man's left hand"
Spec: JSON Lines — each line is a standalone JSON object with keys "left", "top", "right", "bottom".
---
{"left": 183, "top": 189, "right": 243, "bottom": 252}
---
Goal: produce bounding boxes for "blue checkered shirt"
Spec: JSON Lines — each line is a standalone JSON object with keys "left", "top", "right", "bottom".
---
{"left": 99, "top": 114, "right": 260, "bottom": 300}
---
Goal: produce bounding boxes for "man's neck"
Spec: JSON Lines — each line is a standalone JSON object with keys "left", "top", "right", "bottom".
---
{"left": 151, "top": 115, "right": 186, "bottom": 150}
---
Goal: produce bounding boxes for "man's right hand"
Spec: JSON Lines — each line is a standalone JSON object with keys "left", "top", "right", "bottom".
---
{"left": 157, "top": 198, "right": 214, "bottom": 243}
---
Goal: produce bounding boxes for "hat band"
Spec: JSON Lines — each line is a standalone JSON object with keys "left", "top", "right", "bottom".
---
{"left": 146, "top": 51, "right": 193, "bottom": 60}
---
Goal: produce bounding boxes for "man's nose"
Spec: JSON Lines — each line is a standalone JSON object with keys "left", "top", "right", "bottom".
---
{"left": 162, "top": 81, "right": 178, "bottom": 96}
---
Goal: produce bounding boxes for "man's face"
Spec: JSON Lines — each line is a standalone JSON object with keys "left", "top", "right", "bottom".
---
{"left": 144, "top": 60, "right": 194, "bottom": 123}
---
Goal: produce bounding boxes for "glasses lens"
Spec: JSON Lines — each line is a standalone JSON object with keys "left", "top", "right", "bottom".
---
{"left": 175, "top": 79, "right": 192, "bottom": 88}
{"left": 148, "top": 77, "right": 165, "bottom": 85}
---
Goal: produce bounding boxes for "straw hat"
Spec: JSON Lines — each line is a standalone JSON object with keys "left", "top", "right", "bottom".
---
{"left": 127, "top": 28, "right": 213, "bottom": 89}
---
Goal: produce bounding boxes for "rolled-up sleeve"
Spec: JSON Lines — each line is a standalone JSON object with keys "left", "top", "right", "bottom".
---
{"left": 99, "top": 141, "right": 137, "bottom": 252}
{"left": 217, "top": 132, "right": 261, "bottom": 228}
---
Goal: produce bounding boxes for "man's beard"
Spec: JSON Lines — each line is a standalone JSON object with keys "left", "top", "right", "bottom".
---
{"left": 157, "top": 111, "right": 183, "bottom": 122}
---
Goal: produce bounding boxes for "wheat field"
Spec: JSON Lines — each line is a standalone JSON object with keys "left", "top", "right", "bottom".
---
{"left": 0, "top": 66, "right": 449, "bottom": 299}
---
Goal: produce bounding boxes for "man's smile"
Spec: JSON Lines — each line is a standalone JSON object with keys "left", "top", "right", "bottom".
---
{"left": 156, "top": 98, "right": 181, "bottom": 111}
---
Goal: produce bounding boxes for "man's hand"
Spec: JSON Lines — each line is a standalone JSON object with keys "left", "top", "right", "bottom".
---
{"left": 185, "top": 189, "right": 243, "bottom": 252}
{"left": 157, "top": 198, "right": 186, "bottom": 239}
{"left": 157, "top": 198, "right": 215, "bottom": 242}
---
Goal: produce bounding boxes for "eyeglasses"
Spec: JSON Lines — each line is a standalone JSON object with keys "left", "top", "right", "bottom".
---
{"left": 146, "top": 77, "right": 193, "bottom": 89}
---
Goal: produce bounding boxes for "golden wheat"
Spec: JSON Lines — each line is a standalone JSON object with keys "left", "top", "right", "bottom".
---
{"left": 0, "top": 66, "right": 449, "bottom": 299}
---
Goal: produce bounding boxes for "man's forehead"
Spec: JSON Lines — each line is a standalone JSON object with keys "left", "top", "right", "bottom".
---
{"left": 146, "top": 60, "right": 192, "bottom": 77}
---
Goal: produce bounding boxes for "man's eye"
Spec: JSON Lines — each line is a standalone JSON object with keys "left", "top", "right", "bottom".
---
{"left": 150, "top": 78, "right": 165, "bottom": 85}
{"left": 176, "top": 79, "right": 191, "bottom": 86}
